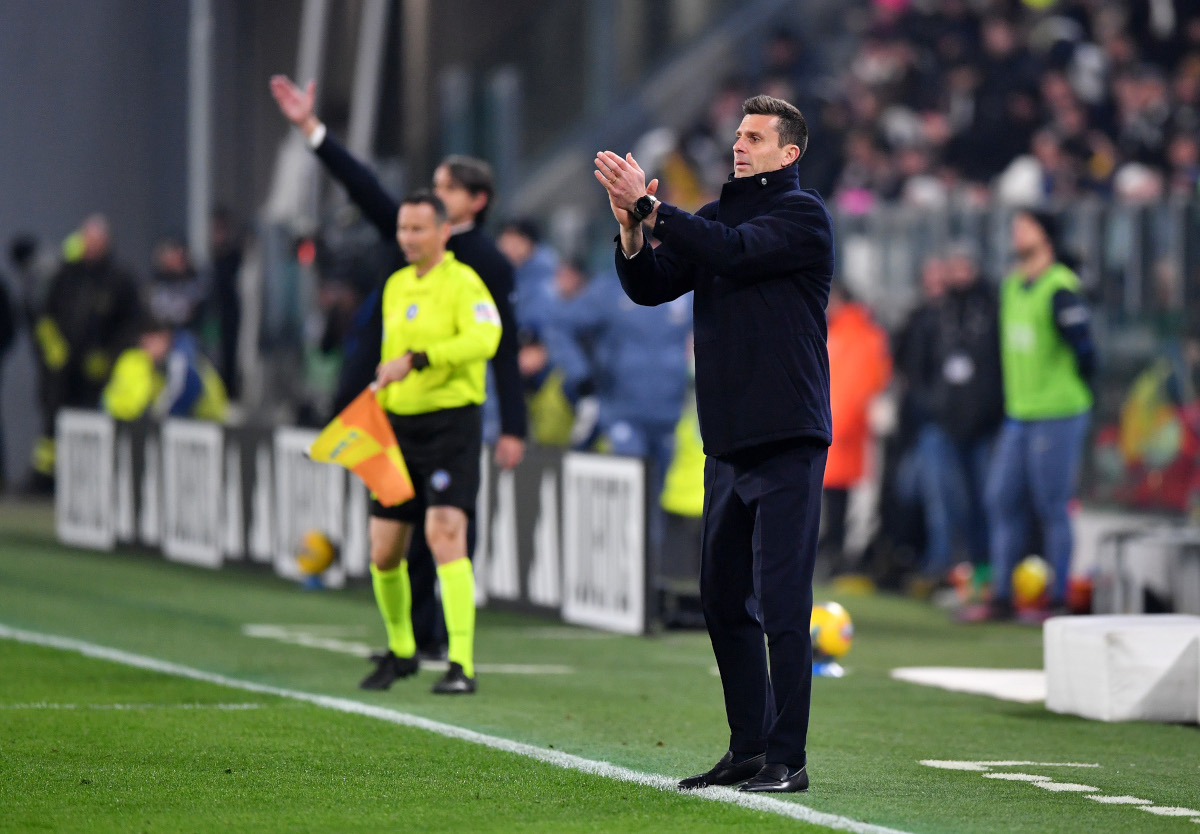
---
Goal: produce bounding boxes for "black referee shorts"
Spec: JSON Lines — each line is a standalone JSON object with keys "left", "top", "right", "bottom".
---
{"left": 369, "top": 404, "right": 482, "bottom": 525}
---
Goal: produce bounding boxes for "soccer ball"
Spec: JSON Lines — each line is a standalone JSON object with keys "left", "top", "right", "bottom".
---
{"left": 295, "top": 529, "right": 336, "bottom": 576}
{"left": 811, "top": 601, "right": 854, "bottom": 661}
{"left": 1012, "top": 555, "right": 1053, "bottom": 608}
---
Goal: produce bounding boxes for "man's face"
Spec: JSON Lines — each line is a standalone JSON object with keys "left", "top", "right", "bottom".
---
{"left": 432, "top": 166, "right": 479, "bottom": 225}
{"left": 945, "top": 254, "right": 977, "bottom": 289}
{"left": 1011, "top": 213, "right": 1047, "bottom": 262}
{"left": 497, "top": 230, "right": 533, "bottom": 268}
{"left": 732, "top": 114, "right": 796, "bottom": 178}
{"left": 396, "top": 203, "right": 450, "bottom": 269}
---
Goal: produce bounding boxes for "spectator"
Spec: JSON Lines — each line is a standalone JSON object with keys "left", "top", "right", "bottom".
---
{"left": 103, "top": 317, "right": 228, "bottom": 422}
{"left": 542, "top": 260, "right": 692, "bottom": 479}
{"left": 821, "top": 282, "right": 893, "bottom": 574}
{"left": 0, "top": 264, "right": 15, "bottom": 490}
{"left": 917, "top": 242, "right": 1003, "bottom": 583}
{"left": 147, "top": 235, "right": 206, "bottom": 333}
{"left": 31, "top": 215, "right": 141, "bottom": 491}
{"left": 496, "top": 218, "right": 558, "bottom": 342}
{"left": 496, "top": 220, "right": 572, "bottom": 446}
{"left": 208, "top": 206, "right": 243, "bottom": 398}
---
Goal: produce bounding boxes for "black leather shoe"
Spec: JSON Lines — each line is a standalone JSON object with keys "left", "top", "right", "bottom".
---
{"left": 359, "top": 651, "right": 419, "bottom": 690}
{"left": 678, "top": 751, "right": 766, "bottom": 790}
{"left": 431, "top": 662, "right": 476, "bottom": 694}
{"left": 738, "top": 763, "right": 809, "bottom": 793}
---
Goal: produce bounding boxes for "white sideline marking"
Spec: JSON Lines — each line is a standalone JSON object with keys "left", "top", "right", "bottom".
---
{"left": 920, "top": 760, "right": 1099, "bottom": 771}
{"left": 0, "top": 702, "right": 261, "bottom": 711}
{"left": 241, "top": 625, "right": 573, "bottom": 674}
{"left": 0, "top": 624, "right": 911, "bottom": 834}
{"left": 891, "top": 668, "right": 1045, "bottom": 703}
{"left": 921, "top": 760, "right": 1197, "bottom": 823}
{"left": 1140, "top": 807, "right": 1200, "bottom": 817}
{"left": 1032, "top": 782, "right": 1099, "bottom": 793}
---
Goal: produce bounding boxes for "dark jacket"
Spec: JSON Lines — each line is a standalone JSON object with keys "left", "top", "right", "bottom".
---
{"left": 314, "top": 133, "right": 527, "bottom": 438}
{"left": 614, "top": 164, "right": 833, "bottom": 457}
{"left": 931, "top": 281, "right": 1004, "bottom": 440}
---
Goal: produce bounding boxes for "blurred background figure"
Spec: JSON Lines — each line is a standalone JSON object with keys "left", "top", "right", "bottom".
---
{"left": 543, "top": 261, "right": 691, "bottom": 480}
{"left": 0, "top": 259, "right": 15, "bottom": 491}
{"left": 497, "top": 218, "right": 558, "bottom": 344}
{"left": 207, "top": 206, "right": 243, "bottom": 400}
{"left": 972, "top": 210, "right": 1095, "bottom": 622}
{"left": 821, "top": 281, "right": 892, "bottom": 577}
{"left": 30, "top": 214, "right": 142, "bottom": 492}
{"left": 497, "top": 219, "right": 572, "bottom": 447}
{"left": 103, "top": 315, "right": 228, "bottom": 422}
{"left": 915, "top": 241, "right": 1003, "bottom": 589}
{"left": 147, "top": 234, "right": 207, "bottom": 336}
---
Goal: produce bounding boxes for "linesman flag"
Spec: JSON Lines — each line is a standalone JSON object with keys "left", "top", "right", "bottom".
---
{"left": 307, "top": 387, "right": 415, "bottom": 506}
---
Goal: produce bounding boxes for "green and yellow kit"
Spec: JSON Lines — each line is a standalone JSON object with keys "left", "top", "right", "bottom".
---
{"left": 378, "top": 252, "right": 502, "bottom": 415}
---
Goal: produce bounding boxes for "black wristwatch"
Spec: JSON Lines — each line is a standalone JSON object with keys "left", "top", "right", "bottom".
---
{"left": 630, "top": 194, "right": 658, "bottom": 223}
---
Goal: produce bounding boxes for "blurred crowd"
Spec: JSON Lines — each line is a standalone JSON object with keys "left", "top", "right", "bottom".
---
{"left": 0, "top": 211, "right": 243, "bottom": 492}
{"left": 648, "top": 0, "right": 1200, "bottom": 215}
{"left": 6, "top": 0, "right": 1200, "bottom": 617}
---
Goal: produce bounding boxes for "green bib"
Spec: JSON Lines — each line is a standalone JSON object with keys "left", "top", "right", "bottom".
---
{"left": 999, "top": 263, "right": 1092, "bottom": 420}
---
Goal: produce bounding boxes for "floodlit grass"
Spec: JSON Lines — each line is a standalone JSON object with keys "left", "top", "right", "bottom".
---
{"left": 1, "top": 499, "right": 1197, "bottom": 833}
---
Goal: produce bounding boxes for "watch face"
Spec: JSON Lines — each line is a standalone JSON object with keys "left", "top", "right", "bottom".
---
{"left": 635, "top": 196, "right": 653, "bottom": 217}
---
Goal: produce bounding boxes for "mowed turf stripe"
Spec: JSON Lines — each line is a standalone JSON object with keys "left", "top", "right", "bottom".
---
{"left": 0, "top": 623, "right": 910, "bottom": 834}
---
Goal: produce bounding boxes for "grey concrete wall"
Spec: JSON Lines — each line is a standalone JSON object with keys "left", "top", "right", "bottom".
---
{"left": 0, "top": 0, "right": 188, "bottom": 487}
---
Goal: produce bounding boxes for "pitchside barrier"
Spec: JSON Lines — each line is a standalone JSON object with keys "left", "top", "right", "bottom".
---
{"left": 53, "top": 409, "right": 676, "bottom": 635}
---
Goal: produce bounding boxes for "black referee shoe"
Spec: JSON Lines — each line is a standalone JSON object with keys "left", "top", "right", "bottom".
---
{"left": 738, "top": 763, "right": 809, "bottom": 793}
{"left": 358, "top": 651, "right": 419, "bottom": 690}
{"left": 431, "top": 662, "right": 476, "bottom": 694}
{"left": 677, "top": 751, "right": 766, "bottom": 790}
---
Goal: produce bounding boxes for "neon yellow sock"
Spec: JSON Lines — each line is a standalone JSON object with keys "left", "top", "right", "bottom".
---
{"left": 436, "top": 558, "right": 476, "bottom": 679}
{"left": 370, "top": 562, "right": 415, "bottom": 659}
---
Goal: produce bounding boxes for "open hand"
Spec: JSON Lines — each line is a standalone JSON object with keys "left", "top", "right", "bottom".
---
{"left": 594, "top": 151, "right": 658, "bottom": 228}
{"left": 269, "top": 75, "right": 320, "bottom": 138}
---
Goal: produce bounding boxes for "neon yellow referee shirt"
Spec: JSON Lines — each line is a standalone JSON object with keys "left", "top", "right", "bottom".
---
{"left": 379, "top": 252, "right": 502, "bottom": 416}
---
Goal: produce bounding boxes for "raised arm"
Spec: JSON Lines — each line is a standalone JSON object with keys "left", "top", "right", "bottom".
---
{"left": 269, "top": 75, "right": 401, "bottom": 242}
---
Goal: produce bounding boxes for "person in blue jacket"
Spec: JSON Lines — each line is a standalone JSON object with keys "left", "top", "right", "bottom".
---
{"left": 598, "top": 94, "right": 832, "bottom": 794}
{"left": 542, "top": 264, "right": 691, "bottom": 481}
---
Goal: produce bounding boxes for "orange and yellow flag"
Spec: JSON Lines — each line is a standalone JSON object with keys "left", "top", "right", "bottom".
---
{"left": 308, "top": 387, "right": 415, "bottom": 507}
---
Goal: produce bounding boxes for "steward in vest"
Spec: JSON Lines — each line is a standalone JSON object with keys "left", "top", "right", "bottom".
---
{"left": 974, "top": 210, "right": 1095, "bottom": 622}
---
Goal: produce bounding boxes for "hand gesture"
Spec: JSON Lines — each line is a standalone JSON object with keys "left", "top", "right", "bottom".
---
{"left": 594, "top": 151, "right": 659, "bottom": 229}
{"left": 269, "top": 75, "right": 320, "bottom": 138}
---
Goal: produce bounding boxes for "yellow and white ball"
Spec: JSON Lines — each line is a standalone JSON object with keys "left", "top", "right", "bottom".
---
{"left": 295, "top": 529, "right": 336, "bottom": 576}
{"left": 811, "top": 601, "right": 854, "bottom": 661}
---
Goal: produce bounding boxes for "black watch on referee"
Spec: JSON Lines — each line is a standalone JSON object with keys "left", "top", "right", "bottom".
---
{"left": 629, "top": 194, "right": 658, "bottom": 223}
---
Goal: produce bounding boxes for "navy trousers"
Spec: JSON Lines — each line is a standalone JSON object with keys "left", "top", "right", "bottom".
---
{"left": 701, "top": 439, "right": 827, "bottom": 768}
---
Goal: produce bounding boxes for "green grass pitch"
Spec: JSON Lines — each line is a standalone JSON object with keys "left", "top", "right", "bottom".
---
{"left": 1, "top": 501, "right": 1197, "bottom": 833}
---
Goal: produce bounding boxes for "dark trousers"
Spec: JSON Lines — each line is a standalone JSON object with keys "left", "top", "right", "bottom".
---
{"left": 701, "top": 439, "right": 827, "bottom": 768}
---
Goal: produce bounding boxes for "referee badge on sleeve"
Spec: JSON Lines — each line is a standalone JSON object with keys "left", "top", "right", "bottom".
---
{"left": 473, "top": 301, "right": 500, "bottom": 325}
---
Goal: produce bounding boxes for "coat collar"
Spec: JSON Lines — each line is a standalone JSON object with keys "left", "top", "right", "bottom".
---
{"left": 721, "top": 163, "right": 800, "bottom": 197}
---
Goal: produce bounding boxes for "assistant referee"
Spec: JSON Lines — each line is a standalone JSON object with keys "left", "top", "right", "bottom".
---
{"left": 361, "top": 191, "right": 501, "bottom": 695}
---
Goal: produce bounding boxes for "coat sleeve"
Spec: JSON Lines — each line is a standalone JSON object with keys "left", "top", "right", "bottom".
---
{"left": 424, "top": 279, "right": 502, "bottom": 369}
{"left": 613, "top": 232, "right": 700, "bottom": 307}
{"left": 480, "top": 254, "right": 528, "bottom": 438}
{"left": 650, "top": 196, "right": 832, "bottom": 281}
{"left": 314, "top": 132, "right": 402, "bottom": 243}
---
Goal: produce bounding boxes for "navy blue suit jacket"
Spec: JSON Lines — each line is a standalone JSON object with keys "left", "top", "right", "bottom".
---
{"left": 614, "top": 165, "right": 833, "bottom": 457}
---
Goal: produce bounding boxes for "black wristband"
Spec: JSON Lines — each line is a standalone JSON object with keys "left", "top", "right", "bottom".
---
{"left": 410, "top": 351, "right": 429, "bottom": 370}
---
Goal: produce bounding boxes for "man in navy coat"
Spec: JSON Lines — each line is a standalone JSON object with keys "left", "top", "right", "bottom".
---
{"left": 596, "top": 94, "right": 833, "bottom": 793}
